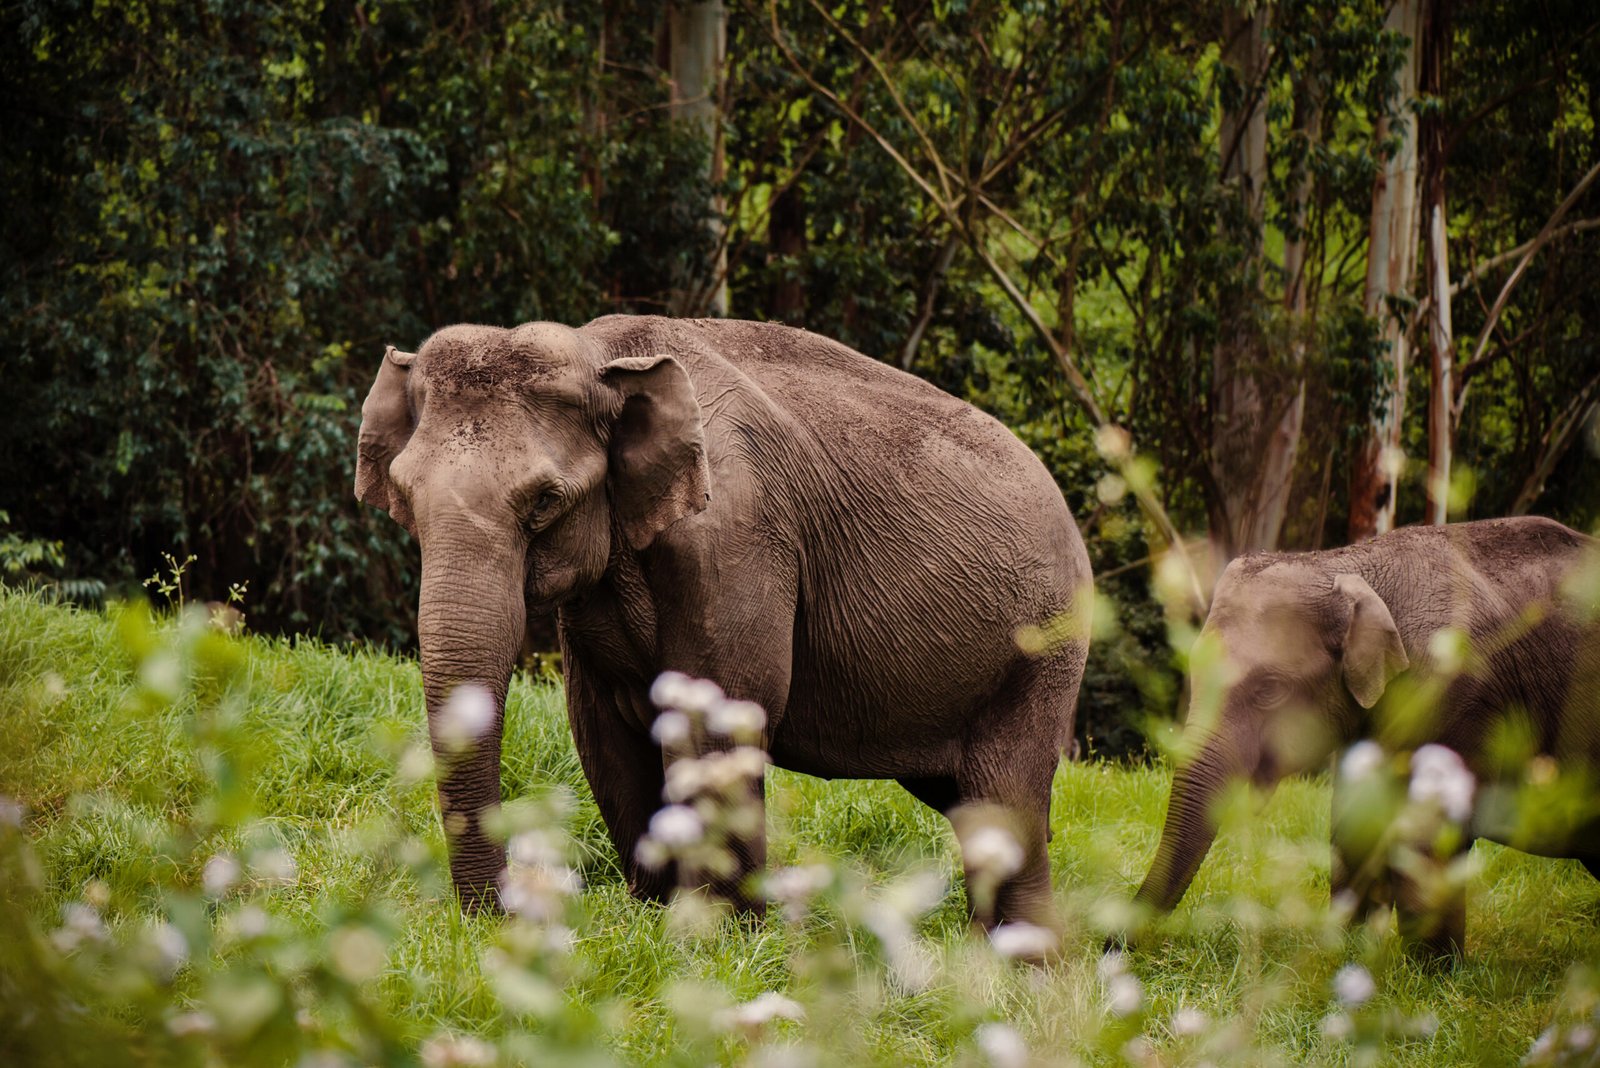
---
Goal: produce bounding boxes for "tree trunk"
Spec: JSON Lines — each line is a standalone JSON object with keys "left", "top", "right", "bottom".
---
{"left": 667, "top": 0, "right": 728, "bottom": 316}
{"left": 1209, "top": 2, "right": 1289, "bottom": 564}
{"left": 767, "top": 182, "right": 806, "bottom": 325}
{"left": 1349, "top": 0, "right": 1423, "bottom": 542}
{"left": 1421, "top": 0, "right": 1454, "bottom": 525}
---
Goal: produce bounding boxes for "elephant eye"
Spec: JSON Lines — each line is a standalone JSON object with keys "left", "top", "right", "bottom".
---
{"left": 1254, "top": 676, "right": 1291, "bottom": 707}
{"left": 526, "top": 489, "right": 560, "bottom": 523}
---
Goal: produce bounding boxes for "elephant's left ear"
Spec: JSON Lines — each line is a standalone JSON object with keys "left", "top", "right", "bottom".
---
{"left": 355, "top": 345, "right": 417, "bottom": 529}
{"left": 1334, "top": 573, "right": 1409, "bottom": 709}
{"left": 600, "top": 353, "right": 711, "bottom": 550}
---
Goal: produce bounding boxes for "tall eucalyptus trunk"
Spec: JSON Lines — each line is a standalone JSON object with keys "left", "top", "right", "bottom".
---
{"left": 1349, "top": 0, "right": 1423, "bottom": 542}
{"left": 667, "top": 0, "right": 728, "bottom": 316}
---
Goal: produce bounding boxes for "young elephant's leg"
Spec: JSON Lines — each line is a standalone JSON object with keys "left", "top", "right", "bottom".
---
{"left": 1393, "top": 847, "right": 1468, "bottom": 960}
{"left": 1330, "top": 774, "right": 1394, "bottom": 927}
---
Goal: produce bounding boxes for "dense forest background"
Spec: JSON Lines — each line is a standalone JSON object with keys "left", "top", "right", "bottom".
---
{"left": 3, "top": 0, "right": 1597, "bottom": 754}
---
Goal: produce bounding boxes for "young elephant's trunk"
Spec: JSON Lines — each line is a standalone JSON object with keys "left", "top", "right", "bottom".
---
{"left": 417, "top": 538, "right": 527, "bottom": 910}
{"left": 1134, "top": 732, "right": 1254, "bottom": 913}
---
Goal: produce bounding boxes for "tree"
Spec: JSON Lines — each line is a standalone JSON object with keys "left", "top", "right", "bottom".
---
{"left": 1349, "top": 0, "right": 1423, "bottom": 543}
{"left": 667, "top": 1, "right": 730, "bottom": 316}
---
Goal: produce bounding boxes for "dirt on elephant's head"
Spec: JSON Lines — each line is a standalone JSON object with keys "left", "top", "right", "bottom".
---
{"left": 418, "top": 323, "right": 579, "bottom": 393}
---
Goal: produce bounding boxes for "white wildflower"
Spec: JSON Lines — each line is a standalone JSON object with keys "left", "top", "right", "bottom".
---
{"left": 1321, "top": 1012, "right": 1354, "bottom": 1041}
{"left": 0, "top": 794, "right": 23, "bottom": 829}
{"left": 1095, "top": 424, "right": 1133, "bottom": 463}
{"left": 330, "top": 925, "right": 387, "bottom": 983}
{"left": 1097, "top": 950, "right": 1127, "bottom": 980}
{"left": 231, "top": 905, "right": 271, "bottom": 940}
{"left": 961, "top": 826, "right": 1025, "bottom": 879}
{"left": 880, "top": 868, "right": 947, "bottom": 922}
{"left": 988, "top": 923, "right": 1058, "bottom": 961}
{"left": 167, "top": 1011, "right": 216, "bottom": 1037}
{"left": 663, "top": 758, "right": 711, "bottom": 802}
{"left": 437, "top": 684, "right": 496, "bottom": 752}
{"left": 706, "top": 699, "right": 766, "bottom": 738}
{"left": 506, "top": 830, "right": 564, "bottom": 870}
{"left": 1121, "top": 1036, "right": 1153, "bottom": 1065}
{"left": 1570, "top": 1025, "right": 1596, "bottom": 1051}
{"left": 727, "top": 746, "right": 767, "bottom": 780}
{"left": 499, "top": 863, "right": 581, "bottom": 920}
{"left": 651, "top": 672, "right": 723, "bottom": 713}
{"left": 974, "top": 1021, "right": 1029, "bottom": 1068}
{"left": 419, "top": 1032, "right": 496, "bottom": 1068}
{"left": 650, "top": 710, "right": 692, "bottom": 748}
{"left": 1170, "top": 1006, "right": 1209, "bottom": 1037}
{"left": 52, "top": 903, "right": 106, "bottom": 954}
{"left": 718, "top": 992, "right": 805, "bottom": 1032}
{"left": 397, "top": 742, "right": 435, "bottom": 784}
{"left": 886, "top": 938, "right": 938, "bottom": 994}
{"left": 1332, "top": 963, "right": 1375, "bottom": 1007}
{"left": 649, "top": 671, "right": 693, "bottom": 710}
{"left": 1409, "top": 744, "right": 1475, "bottom": 823}
{"left": 1340, "top": 740, "right": 1386, "bottom": 782}
{"left": 202, "top": 853, "right": 240, "bottom": 897}
{"left": 647, "top": 804, "right": 704, "bottom": 846}
{"left": 252, "top": 847, "right": 299, "bottom": 885}
{"left": 1526, "top": 1026, "right": 1557, "bottom": 1063}
{"left": 1427, "top": 627, "right": 1470, "bottom": 674}
{"left": 766, "top": 864, "right": 833, "bottom": 920}
{"left": 148, "top": 921, "right": 188, "bottom": 978}
{"left": 1107, "top": 972, "right": 1143, "bottom": 1016}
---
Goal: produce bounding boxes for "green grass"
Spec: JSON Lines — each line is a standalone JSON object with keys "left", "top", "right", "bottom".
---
{"left": 1, "top": 586, "right": 1597, "bottom": 1065}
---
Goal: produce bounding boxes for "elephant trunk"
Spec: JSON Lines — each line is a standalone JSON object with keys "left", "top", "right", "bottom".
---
{"left": 1134, "top": 730, "right": 1255, "bottom": 913}
{"left": 417, "top": 534, "right": 527, "bottom": 910}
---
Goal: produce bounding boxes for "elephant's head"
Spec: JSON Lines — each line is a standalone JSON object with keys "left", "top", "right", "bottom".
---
{"left": 355, "top": 323, "right": 711, "bottom": 906}
{"left": 1134, "top": 559, "right": 1409, "bottom": 913}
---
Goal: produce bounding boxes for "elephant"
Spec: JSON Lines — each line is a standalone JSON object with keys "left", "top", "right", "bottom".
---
{"left": 355, "top": 315, "right": 1091, "bottom": 934}
{"left": 1130, "top": 516, "right": 1600, "bottom": 955}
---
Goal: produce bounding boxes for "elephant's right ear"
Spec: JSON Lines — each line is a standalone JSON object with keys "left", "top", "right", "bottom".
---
{"left": 1334, "top": 573, "right": 1409, "bottom": 709}
{"left": 355, "top": 345, "right": 417, "bottom": 529}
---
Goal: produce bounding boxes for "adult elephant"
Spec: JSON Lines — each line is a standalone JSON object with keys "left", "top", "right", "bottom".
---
{"left": 355, "top": 316, "right": 1091, "bottom": 933}
{"left": 1130, "top": 517, "right": 1600, "bottom": 955}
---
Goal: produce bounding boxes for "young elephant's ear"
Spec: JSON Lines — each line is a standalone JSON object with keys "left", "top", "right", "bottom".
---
{"left": 1334, "top": 573, "right": 1409, "bottom": 708}
{"left": 600, "top": 353, "right": 711, "bottom": 550}
{"left": 355, "top": 345, "right": 417, "bottom": 529}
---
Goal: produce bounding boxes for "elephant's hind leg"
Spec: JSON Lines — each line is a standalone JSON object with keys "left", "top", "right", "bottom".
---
{"left": 949, "top": 656, "right": 1076, "bottom": 944}
{"left": 898, "top": 775, "right": 959, "bottom": 816}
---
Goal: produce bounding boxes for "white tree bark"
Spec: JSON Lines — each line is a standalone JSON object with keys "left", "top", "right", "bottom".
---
{"left": 669, "top": 0, "right": 728, "bottom": 316}
{"left": 1349, "top": 0, "right": 1422, "bottom": 542}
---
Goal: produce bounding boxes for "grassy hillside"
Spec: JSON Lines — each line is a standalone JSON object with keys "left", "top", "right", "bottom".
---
{"left": 1, "top": 586, "right": 1597, "bottom": 1066}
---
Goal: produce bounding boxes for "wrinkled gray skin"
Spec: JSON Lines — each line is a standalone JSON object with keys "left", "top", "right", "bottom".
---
{"left": 356, "top": 316, "right": 1090, "bottom": 931}
{"left": 1133, "top": 517, "right": 1600, "bottom": 955}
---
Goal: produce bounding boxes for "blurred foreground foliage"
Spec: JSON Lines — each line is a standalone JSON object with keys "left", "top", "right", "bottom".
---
{"left": 2, "top": 0, "right": 1598, "bottom": 755}
{"left": 6, "top": 586, "right": 1600, "bottom": 1065}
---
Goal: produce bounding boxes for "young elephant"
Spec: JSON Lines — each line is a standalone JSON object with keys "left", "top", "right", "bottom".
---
{"left": 1132, "top": 516, "right": 1600, "bottom": 954}
{"left": 356, "top": 316, "right": 1091, "bottom": 933}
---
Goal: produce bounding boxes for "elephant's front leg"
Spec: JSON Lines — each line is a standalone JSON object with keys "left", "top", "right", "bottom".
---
{"left": 647, "top": 541, "right": 795, "bottom": 914}
{"left": 664, "top": 745, "right": 768, "bottom": 913}
{"left": 564, "top": 665, "right": 675, "bottom": 902}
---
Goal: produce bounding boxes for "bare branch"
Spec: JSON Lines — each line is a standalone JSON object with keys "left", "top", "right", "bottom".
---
{"left": 1456, "top": 160, "right": 1600, "bottom": 425}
